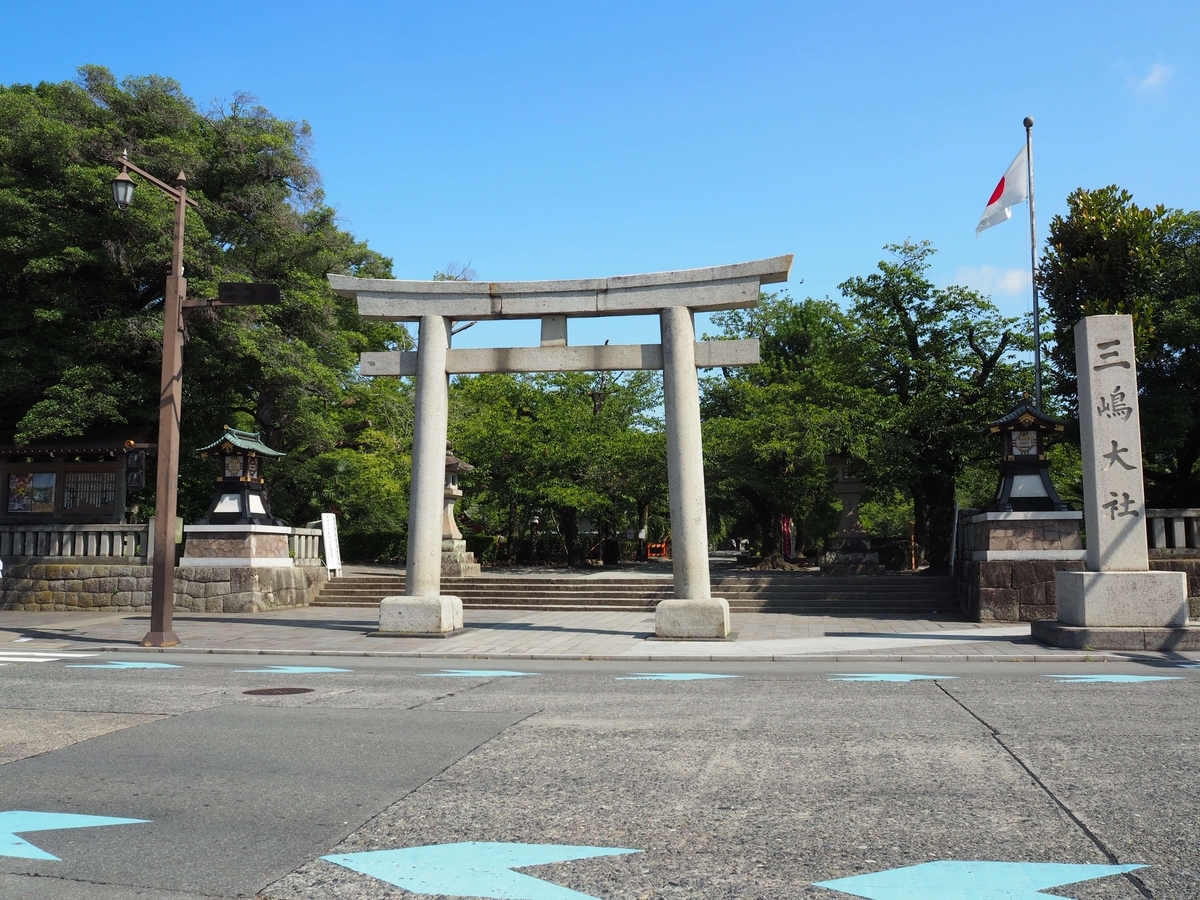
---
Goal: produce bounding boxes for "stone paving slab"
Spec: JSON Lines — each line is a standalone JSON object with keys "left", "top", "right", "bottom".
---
{"left": 3, "top": 606, "right": 1196, "bottom": 663}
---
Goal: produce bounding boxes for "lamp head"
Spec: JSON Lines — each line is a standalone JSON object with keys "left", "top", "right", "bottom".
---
{"left": 111, "top": 170, "right": 135, "bottom": 210}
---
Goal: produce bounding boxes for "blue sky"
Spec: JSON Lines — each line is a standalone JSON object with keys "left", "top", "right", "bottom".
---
{"left": 4, "top": 1, "right": 1197, "bottom": 349}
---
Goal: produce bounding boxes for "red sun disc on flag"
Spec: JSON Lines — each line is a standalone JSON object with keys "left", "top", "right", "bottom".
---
{"left": 987, "top": 177, "right": 1005, "bottom": 206}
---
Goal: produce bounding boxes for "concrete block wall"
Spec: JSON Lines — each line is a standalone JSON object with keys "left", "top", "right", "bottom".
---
{"left": 1, "top": 563, "right": 327, "bottom": 612}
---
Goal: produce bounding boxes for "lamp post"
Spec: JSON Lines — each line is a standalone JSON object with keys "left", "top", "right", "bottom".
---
{"left": 111, "top": 150, "right": 198, "bottom": 648}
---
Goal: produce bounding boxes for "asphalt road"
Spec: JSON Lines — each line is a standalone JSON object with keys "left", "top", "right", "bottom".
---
{"left": 0, "top": 653, "right": 1195, "bottom": 900}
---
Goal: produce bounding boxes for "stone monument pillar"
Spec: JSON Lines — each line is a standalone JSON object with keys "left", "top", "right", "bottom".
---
{"left": 378, "top": 314, "right": 463, "bottom": 635}
{"left": 655, "top": 306, "right": 730, "bottom": 639}
{"left": 1034, "top": 315, "right": 1190, "bottom": 649}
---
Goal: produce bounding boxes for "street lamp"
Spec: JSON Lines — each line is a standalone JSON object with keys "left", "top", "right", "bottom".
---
{"left": 111, "top": 149, "right": 198, "bottom": 648}
{"left": 111, "top": 170, "right": 135, "bottom": 209}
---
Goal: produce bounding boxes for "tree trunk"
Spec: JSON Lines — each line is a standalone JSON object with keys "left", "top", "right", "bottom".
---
{"left": 636, "top": 501, "right": 649, "bottom": 562}
{"left": 504, "top": 502, "right": 519, "bottom": 563}
{"left": 917, "top": 473, "right": 956, "bottom": 573}
{"left": 558, "top": 507, "right": 582, "bottom": 566}
{"left": 600, "top": 520, "right": 620, "bottom": 566}
{"left": 759, "top": 508, "right": 780, "bottom": 557}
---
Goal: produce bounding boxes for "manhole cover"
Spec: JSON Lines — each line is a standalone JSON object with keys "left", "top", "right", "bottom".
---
{"left": 243, "top": 687, "right": 314, "bottom": 696}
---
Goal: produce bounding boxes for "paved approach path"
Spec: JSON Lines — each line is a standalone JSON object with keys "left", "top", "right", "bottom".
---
{"left": 1, "top": 651, "right": 1197, "bottom": 899}
{"left": 2, "top": 606, "right": 1195, "bottom": 662}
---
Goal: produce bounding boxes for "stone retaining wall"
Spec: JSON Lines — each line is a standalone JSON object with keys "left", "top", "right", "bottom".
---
{"left": 957, "top": 559, "right": 1200, "bottom": 622}
{"left": 0, "top": 563, "right": 327, "bottom": 613}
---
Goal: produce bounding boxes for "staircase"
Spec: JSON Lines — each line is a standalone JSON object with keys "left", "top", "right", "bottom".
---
{"left": 312, "top": 572, "right": 959, "bottom": 615}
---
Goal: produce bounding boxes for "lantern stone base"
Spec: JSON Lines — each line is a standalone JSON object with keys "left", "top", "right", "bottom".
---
{"left": 376, "top": 594, "right": 464, "bottom": 635}
{"left": 963, "top": 511, "right": 1083, "bottom": 561}
{"left": 820, "top": 551, "right": 884, "bottom": 576}
{"left": 654, "top": 598, "right": 731, "bottom": 639}
{"left": 441, "top": 539, "right": 481, "bottom": 577}
{"left": 180, "top": 524, "right": 294, "bottom": 567}
{"left": 955, "top": 511, "right": 1091, "bottom": 622}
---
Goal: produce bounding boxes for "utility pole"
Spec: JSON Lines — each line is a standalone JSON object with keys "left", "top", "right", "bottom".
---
{"left": 112, "top": 153, "right": 279, "bottom": 647}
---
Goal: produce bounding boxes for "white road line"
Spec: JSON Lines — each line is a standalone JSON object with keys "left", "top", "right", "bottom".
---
{"left": 0, "top": 651, "right": 98, "bottom": 664}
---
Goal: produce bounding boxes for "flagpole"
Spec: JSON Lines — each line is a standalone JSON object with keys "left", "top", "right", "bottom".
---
{"left": 1024, "top": 115, "right": 1042, "bottom": 410}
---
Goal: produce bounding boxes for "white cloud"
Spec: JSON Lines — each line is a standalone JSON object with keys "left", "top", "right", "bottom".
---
{"left": 1133, "top": 63, "right": 1173, "bottom": 92}
{"left": 954, "top": 266, "right": 1030, "bottom": 296}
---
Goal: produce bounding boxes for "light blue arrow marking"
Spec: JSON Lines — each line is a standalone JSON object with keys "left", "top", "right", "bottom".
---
{"left": 66, "top": 661, "right": 180, "bottom": 669}
{"left": 234, "top": 665, "right": 353, "bottom": 673}
{"left": 0, "top": 810, "right": 149, "bottom": 860}
{"left": 424, "top": 670, "right": 537, "bottom": 677}
{"left": 322, "top": 841, "right": 640, "bottom": 900}
{"left": 616, "top": 673, "right": 741, "bottom": 681}
{"left": 1042, "top": 674, "right": 1182, "bottom": 683}
{"left": 829, "top": 674, "right": 954, "bottom": 682}
{"left": 814, "top": 860, "right": 1144, "bottom": 899}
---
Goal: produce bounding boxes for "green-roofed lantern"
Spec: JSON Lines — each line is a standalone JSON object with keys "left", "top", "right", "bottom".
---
{"left": 196, "top": 426, "right": 286, "bottom": 525}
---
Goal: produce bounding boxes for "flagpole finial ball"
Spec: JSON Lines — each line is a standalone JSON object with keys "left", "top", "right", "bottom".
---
{"left": 1023, "top": 116, "right": 1035, "bottom": 128}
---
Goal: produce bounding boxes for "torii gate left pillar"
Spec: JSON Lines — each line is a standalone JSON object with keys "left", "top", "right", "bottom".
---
{"left": 329, "top": 256, "right": 792, "bottom": 637}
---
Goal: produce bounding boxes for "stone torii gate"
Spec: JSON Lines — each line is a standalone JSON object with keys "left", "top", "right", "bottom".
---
{"left": 327, "top": 255, "right": 793, "bottom": 638}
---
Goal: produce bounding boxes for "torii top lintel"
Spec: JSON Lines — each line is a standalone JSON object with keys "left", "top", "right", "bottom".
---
{"left": 327, "top": 255, "right": 793, "bottom": 322}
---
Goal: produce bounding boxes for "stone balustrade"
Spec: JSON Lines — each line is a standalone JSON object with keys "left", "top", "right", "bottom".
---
{"left": 2, "top": 523, "right": 329, "bottom": 568}
{"left": 2, "top": 523, "right": 333, "bottom": 612}
{"left": 0, "top": 523, "right": 149, "bottom": 562}
{"left": 1147, "top": 509, "right": 1200, "bottom": 557}
{"left": 288, "top": 528, "right": 323, "bottom": 566}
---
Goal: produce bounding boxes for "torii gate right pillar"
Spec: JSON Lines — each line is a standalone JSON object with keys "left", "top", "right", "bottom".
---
{"left": 657, "top": 305, "right": 729, "bottom": 638}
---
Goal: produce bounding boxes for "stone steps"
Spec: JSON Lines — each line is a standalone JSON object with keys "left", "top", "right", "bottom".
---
{"left": 312, "top": 573, "right": 958, "bottom": 614}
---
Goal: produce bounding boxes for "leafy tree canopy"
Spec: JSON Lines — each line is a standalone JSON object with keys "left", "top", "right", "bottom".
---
{"left": 0, "top": 66, "right": 410, "bottom": 525}
{"left": 1039, "top": 185, "right": 1173, "bottom": 376}
{"left": 837, "top": 241, "right": 1030, "bottom": 570}
{"left": 1040, "top": 187, "right": 1200, "bottom": 504}
{"left": 449, "top": 371, "right": 665, "bottom": 564}
{"left": 703, "top": 294, "right": 863, "bottom": 555}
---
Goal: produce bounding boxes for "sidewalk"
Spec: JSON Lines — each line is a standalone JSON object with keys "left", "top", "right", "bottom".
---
{"left": 3, "top": 605, "right": 1194, "bottom": 662}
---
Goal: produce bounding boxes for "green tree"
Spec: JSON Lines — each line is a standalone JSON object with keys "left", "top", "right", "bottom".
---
{"left": 0, "top": 66, "right": 410, "bottom": 526}
{"left": 838, "top": 241, "right": 1029, "bottom": 572}
{"left": 449, "top": 371, "right": 664, "bottom": 565}
{"left": 1040, "top": 188, "right": 1200, "bottom": 504}
{"left": 703, "top": 293, "right": 860, "bottom": 556}
{"left": 1039, "top": 185, "right": 1173, "bottom": 382}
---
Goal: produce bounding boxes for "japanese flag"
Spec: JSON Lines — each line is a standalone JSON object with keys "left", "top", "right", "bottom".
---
{"left": 976, "top": 145, "right": 1029, "bottom": 235}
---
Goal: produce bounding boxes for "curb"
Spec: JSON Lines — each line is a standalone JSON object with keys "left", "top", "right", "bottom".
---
{"left": 72, "top": 644, "right": 1189, "bottom": 663}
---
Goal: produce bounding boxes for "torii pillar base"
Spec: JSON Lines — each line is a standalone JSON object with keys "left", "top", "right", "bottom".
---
{"left": 375, "top": 595, "right": 464, "bottom": 636}
{"left": 654, "top": 598, "right": 731, "bottom": 639}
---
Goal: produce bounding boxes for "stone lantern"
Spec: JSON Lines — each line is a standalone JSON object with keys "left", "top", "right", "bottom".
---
{"left": 441, "top": 446, "right": 480, "bottom": 577}
{"left": 981, "top": 398, "right": 1071, "bottom": 513}
{"left": 179, "top": 427, "right": 293, "bottom": 570}
{"left": 196, "top": 427, "right": 286, "bottom": 525}
{"left": 956, "top": 397, "right": 1084, "bottom": 622}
